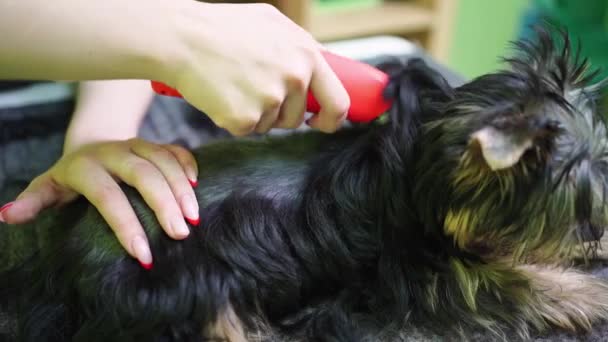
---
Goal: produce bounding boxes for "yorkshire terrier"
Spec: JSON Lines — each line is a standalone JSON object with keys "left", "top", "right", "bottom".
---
{"left": 3, "top": 26, "right": 608, "bottom": 342}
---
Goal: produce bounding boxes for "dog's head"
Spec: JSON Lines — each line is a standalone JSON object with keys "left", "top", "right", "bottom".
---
{"left": 413, "top": 27, "right": 608, "bottom": 260}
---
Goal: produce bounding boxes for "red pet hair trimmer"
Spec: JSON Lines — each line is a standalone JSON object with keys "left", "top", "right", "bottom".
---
{"left": 150, "top": 50, "right": 393, "bottom": 123}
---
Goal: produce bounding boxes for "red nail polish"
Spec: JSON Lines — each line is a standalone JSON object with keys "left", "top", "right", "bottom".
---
{"left": 185, "top": 216, "right": 200, "bottom": 226}
{"left": 1, "top": 202, "right": 13, "bottom": 213}
{"left": 189, "top": 179, "right": 198, "bottom": 187}
{"left": 139, "top": 261, "right": 153, "bottom": 270}
{"left": 0, "top": 202, "right": 14, "bottom": 222}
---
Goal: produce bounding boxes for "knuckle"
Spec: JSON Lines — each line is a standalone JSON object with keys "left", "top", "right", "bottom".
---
{"left": 164, "top": 145, "right": 192, "bottom": 164}
{"left": 175, "top": 190, "right": 194, "bottom": 206}
{"left": 333, "top": 96, "right": 351, "bottom": 117}
{"left": 165, "top": 143, "right": 187, "bottom": 155}
{"left": 65, "top": 155, "right": 95, "bottom": 175}
{"left": 150, "top": 200, "right": 174, "bottom": 219}
{"left": 285, "top": 71, "right": 308, "bottom": 93}
{"left": 123, "top": 159, "right": 156, "bottom": 182}
{"left": 151, "top": 146, "right": 176, "bottom": 162}
{"left": 97, "top": 141, "right": 122, "bottom": 155}
{"left": 89, "top": 182, "right": 119, "bottom": 204}
{"left": 299, "top": 33, "right": 317, "bottom": 49}
{"left": 113, "top": 219, "right": 142, "bottom": 241}
{"left": 129, "top": 159, "right": 153, "bottom": 175}
{"left": 124, "top": 138, "right": 143, "bottom": 149}
{"left": 297, "top": 45, "right": 317, "bottom": 65}
{"left": 264, "top": 93, "right": 283, "bottom": 111}
{"left": 257, "top": 3, "right": 279, "bottom": 15}
{"left": 233, "top": 116, "right": 259, "bottom": 136}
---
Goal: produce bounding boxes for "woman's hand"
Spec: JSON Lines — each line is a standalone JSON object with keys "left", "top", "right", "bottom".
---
{"left": 164, "top": 2, "right": 350, "bottom": 136}
{"left": 0, "top": 139, "right": 199, "bottom": 269}
{"left": 1, "top": 0, "right": 350, "bottom": 136}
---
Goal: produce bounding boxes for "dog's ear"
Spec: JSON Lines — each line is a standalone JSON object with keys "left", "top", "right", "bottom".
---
{"left": 469, "top": 125, "right": 535, "bottom": 171}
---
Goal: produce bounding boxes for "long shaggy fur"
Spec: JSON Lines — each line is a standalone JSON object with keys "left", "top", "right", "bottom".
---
{"left": 3, "top": 26, "right": 608, "bottom": 341}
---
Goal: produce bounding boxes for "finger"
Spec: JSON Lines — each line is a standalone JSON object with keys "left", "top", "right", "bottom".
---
{"left": 70, "top": 161, "right": 153, "bottom": 268}
{"left": 307, "top": 52, "right": 350, "bottom": 133}
{"left": 255, "top": 102, "right": 281, "bottom": 134}
{"left": 0, "top": 175, "right": 66, "bottom": 224}
{"left": 163, "top": 144, "right": 199, "bottom": 186}
{"left": 103, "top": 153, "right": 191, "bottom": 240}
{"left": 130, "top": 141, "right": 200, "bottom": 225}
{"left": 306, "top": 111, "right": 348, "bottom": 132}
{"left": 181, "top": 83, "right": 259, "bottom": 137}
{"left": 274, "top": 91, "right": 307, "bottom": 129}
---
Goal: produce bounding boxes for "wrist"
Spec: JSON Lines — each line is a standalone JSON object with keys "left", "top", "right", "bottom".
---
{"left": 63, "top": 125, "right": 138, "bottom": 155}
{"left": 109, "top": 0, "right": 191, "bottom": 83}
{"left": 63, "top": 109, "right": 140, "bottom": 155}
{"left": 138, "top": 0, "right": 202, "bottom": 86}
{"left": 149, "top": 1, "right": 226, "bottom": 88}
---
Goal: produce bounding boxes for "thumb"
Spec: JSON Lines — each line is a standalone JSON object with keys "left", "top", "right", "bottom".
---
{"left": 0, "top": 175, "right": 73, "bottom": 224}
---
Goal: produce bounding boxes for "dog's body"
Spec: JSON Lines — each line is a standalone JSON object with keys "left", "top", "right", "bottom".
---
{"left": 4, "top": 27, "right": 608, "bottom": 341}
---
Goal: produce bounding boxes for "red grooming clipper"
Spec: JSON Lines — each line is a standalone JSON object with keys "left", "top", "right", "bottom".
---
{"left": 151, "top": 50, "right": 392, "bottom": 123}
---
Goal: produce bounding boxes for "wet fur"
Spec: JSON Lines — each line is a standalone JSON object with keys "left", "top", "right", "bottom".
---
{"left": 3, "top": 26, "right": 608, "bottom": 341}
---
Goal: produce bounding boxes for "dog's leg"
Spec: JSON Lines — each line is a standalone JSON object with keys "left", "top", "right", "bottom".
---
{"left": 275, "top": 295, "right": 368, "bottom": 342}
{"left": 429, "top": 259, "right": 608, "bottom": 340}
{"left": 205, "top": 304, "right": 247, "bottom": 342}
{"left": 516, "top": 264, "right": 608, "bottom": 333}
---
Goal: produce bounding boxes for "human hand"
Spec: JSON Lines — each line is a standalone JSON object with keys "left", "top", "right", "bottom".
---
{"left": 1, "top": 0, "right": 349, "bottom": 135}
{"left": 0, "top": 139, "right": 199, "bottom": 269}
{"left": 157, "top": 1, "right": 350, "bottom": 136}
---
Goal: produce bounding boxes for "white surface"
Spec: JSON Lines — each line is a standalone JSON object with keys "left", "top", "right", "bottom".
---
{"left": 0, "top": 82, "right": 75, "bottom": 108}
{"left": 323, "top": 35, "right": 419, "bottom": 60}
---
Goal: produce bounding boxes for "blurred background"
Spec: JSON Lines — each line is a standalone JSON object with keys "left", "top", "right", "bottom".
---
{"left": 240, "top": 0, "right": 607, "bottom": 81}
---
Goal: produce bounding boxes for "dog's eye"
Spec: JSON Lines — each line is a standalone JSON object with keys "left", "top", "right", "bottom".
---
{"left": 491, "top": 114, "right": 525, "bottom": 130}
{"left": 544, "top": 119, "right": 561, "bottom": 132}
{"left": 530, "top": 118, "right": 561, "bottom": 134}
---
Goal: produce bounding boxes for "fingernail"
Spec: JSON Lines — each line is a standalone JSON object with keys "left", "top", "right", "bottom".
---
{"left": 186, "top": 216, "right": 200, "bottom": 226}
{"left": 131, "top": 236, "right": 153, "bottom": 270}
{"left": 182, "top": 194, "right": 199, "bottom": 224}
{"left": 189, "top": 178, "right": 198, "bottom": 187}
{"left": 0, "top": 202, "right": 14, "bottom": 222}
{"left": 173, "top": 219, "right": 190, "bottom": 238}
{"left": 139, "top": 260, "right": 153, "bottom": 270}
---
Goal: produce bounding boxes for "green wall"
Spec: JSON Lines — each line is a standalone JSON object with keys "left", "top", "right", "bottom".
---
{"left": 447, "top": 0, "right": 530, "bottom": 79}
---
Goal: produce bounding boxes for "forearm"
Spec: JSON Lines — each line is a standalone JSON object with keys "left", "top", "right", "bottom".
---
{"left": 0, "top": 0, "right": 185, "bottom": 82}
{"left": 64, "top": 80, "right": 155, "bottom": 154}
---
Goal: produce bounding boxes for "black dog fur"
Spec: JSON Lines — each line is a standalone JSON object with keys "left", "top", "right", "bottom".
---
{"left": 3, "top": 26, "right": 608, "bottom": 341}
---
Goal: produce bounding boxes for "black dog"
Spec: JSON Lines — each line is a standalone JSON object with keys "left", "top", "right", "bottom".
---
{"left": 3, "top": 26, "right": 608, "bottom": 341}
